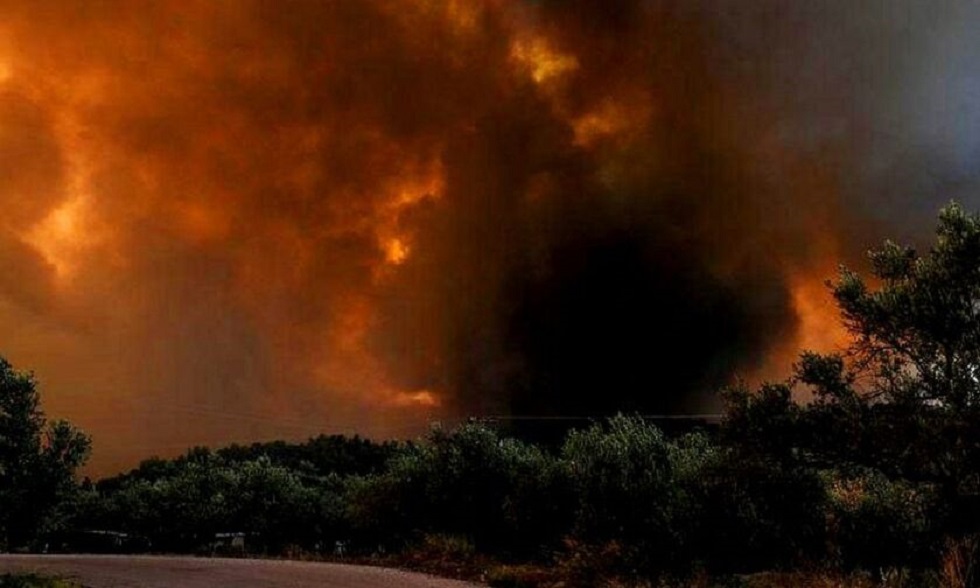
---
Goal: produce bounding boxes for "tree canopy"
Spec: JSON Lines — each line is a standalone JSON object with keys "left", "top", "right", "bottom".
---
{"left": 726, "top": 202, "right": 980, "bottom": 502}
{"left": 833, "top": 202, "right": 980, "bottom": 409}
{"left": 0, "top": 356, "right": 90, "bottom": 549}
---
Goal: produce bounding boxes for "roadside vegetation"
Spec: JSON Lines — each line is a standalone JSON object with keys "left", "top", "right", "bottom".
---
{"left": 0, "top": 575, "right": 79, "bottom": 588}
{"left": 7, "top": 202, "right": 980, "bottom": 587}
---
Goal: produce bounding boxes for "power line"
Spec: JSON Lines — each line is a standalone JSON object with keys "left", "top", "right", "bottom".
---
{"left": 474, "top": 414, "right": 723, "bottom": 421}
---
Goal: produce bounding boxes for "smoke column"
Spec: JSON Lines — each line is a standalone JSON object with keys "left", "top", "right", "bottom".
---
{"left": 0, "top": 1, "right": 977, "bottom": 474}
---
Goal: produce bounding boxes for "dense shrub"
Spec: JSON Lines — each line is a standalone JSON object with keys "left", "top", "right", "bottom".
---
{"left": 827, "top": 469, "right": 944, "bottom": 571}
{"left": 69, "top": 453, "right": 347, "bottom": 553}
{"left": 346, "top": 424, "right": 571, "bottom": 558}
{"left": 685, "top": 454, "right": 828, "bottom": 574}
{"left": 558, "top": 416, "right": 749, "bottom": 579}
{"left": 65, "top": 413, "right": 971, "bottom": 583}
{"left": 561, "top": 415, "right": 683, "bottom": 574}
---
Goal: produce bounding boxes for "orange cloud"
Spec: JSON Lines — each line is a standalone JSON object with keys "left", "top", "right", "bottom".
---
{"left": 0, "top": 0, "right": 884, "bottom": 475}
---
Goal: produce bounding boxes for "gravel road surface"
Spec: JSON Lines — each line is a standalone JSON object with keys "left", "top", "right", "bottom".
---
{"left": 0, "top": 554, "right": 483, "bottom": 588}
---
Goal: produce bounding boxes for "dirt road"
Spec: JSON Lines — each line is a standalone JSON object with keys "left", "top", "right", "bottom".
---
{"left": 0, "top": 554, "right": 483, "bottom": 587}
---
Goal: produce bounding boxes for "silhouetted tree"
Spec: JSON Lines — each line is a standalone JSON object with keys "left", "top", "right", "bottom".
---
{"left": 0, "top": 356, "right": 91, "bottom": 548}
{"left": 810, "top": 205, "right": 980, "bottom": 488}
{"left": 724, "top": 202, "right": 980, "bottom": 549}
{"left": 836, "top": 202, "right": 980, "bottom": 408}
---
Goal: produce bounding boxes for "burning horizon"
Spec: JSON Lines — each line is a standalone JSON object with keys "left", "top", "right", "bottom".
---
{"left": 1, "top": 1, "right": 977, "bottom": 476}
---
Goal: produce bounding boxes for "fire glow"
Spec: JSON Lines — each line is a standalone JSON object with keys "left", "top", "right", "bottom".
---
{"left": 0, "top": 1, "right": 963, "bottom": 475}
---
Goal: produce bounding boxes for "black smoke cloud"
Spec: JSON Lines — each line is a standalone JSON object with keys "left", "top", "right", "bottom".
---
{"left": 0, "top": 0, "right": 970, "bottom": 474}
{"left": 377, "top": 1, "right": 845, "bottom": 416}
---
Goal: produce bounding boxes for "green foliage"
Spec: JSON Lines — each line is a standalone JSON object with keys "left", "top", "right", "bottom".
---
{"left": 562, "top": 416, "right": 675, "bottom": 564}
{"left": 722, "top": 383, "right": 800, "bottom": 464}
{"left": 809, "top": 205, "right": 980, "bottom": 507}
{"left": 215, "top": 435, "right": 397, "bottom": 477}
{"left": 717, "top": 202, "right": 980, "bottom": 574}
{"left": 834, "top": 203, "right": 980, "bottom": 409}
{"left": 346, "top": 423, "right": 570, "bottom": 558}
{"left": 717, "top": 382, "right": 829, "bottom": 571}
{"left": 684, "top": 450, "right": 827, "bottom": 573}
{"left": 559, "top": 416, "right": 792, "bottom": 578}
{"left": 80, "top": 453, "right": 346, "bottom": 553}
{"left": 0, "top": 356, "right": 90, "bottom": 549}
{"left": 71, "top": 432, "right": 397, "bottom": 553}
{"left": 97, "top": 435, "right": 395, "bottom": 494}
{"left": 826, "top": 469, "right": 943, "bottom": 570}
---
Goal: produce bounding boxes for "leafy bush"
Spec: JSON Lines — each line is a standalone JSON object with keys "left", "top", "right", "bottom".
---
{"left": 561, "top": 415, "right": 695, "bottom": 576}
{"left": 73, "top": 452, "right": 346, "bottom": 553}
{"left": 683, "top": 454, "right": 827, "bottom": 574}
{"left": 346, "top": 424, "right": 570, "bottom": 558}
{"left": 827, "top": 469, "right": 944, "bottom": 571}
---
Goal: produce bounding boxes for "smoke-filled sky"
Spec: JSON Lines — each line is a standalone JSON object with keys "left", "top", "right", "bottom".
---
{"left": 2, "top": 1, "right": 979, "bottom": 475}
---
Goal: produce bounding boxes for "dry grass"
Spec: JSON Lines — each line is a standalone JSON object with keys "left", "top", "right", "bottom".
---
{"left": 0, "top": 575, "right": 81, "bottom": 588}
{"left": 940, "top": 535, "right": 980, "bottom": 588}
{"left": 485, "top": 564, "right": 563, "bottom": 588}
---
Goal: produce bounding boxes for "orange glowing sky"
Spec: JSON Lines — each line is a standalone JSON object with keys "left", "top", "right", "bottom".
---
{"left": 1, "top": 1, "right": 975, "bottom": 475}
